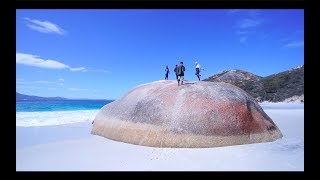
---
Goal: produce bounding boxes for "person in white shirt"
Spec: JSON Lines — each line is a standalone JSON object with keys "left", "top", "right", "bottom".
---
{"left": 195, "top": 62, "right": 203, "bottom": 81}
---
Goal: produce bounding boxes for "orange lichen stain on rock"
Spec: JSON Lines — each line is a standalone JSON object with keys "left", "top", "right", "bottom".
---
{"left": 205, "top": 101, "right": 243, "bottom": 136}
{"left": 179, "top": 92, "right": 232, "bottom": 136}
{"left": 250, "top": 108, "right": 277, "bottom": 132}
{"left": 179, "top": 92, "right": 271, "bottom": 136}
{"left": 233, "top": 103, "right": 263, "bottom": 135}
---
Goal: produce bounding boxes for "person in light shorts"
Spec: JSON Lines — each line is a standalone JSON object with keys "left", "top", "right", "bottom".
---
{"left": 195, "top": 61, "right": 203, "bottom": 81}
{"left": 177, "top": 61, "right": 186, "bottom": 86}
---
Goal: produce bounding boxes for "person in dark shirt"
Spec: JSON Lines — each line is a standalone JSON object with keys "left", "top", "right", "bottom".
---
{"left": 165, "top": 65, "right": 169, "bottom": 80}
{"left": 173, "top": 64, "right": 178, "bottom": 80}
{"left": 177, "top": 61, "right": 186, "bottom": 86}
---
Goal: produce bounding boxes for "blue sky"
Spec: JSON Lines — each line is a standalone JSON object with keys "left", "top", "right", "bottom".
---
{"left": 16, "top": 9, "right": 304, "bottom": 100}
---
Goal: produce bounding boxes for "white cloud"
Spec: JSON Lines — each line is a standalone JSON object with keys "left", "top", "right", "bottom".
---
{"left": 248, "top": 10, "right": 261, "bottom": 18}
{"left": 70, "top": 67, "right": 86, "bottom": 72}
{"left": 239, "top": 37, "right": 247, "bottom": 43}
{"left": 93, "top": 90, "right": 102, "bottom": 93}
{"left": 91, "top": 69, "right": 111, "bottom": 73}
{"left": 227, "top": 9, "right": 244, "bottom": 15}
{"left": 283, "top": 41, "right": 304, "bottom": 48}
{"left": 259, "top": 32, "right": 268, "bottom": 40}
{"left": 34, "top": 80, "right": 51, "bottom": 84}
{"left": 58, "top": 78, "right": 64, "bottom": 85}
{"left": 296, "top": 30, "right": 304, "bottom": 34}
{"left": 16, "top": 85, "right": 39, "bottom": 89}
{"left": 16, "top": 79, "right": 65, "bottom": 86}
{"left": 68, "top": 88, "right": 88, "bottom": 91}
{"left": 232, "top": 10, "right": 265, "bottom": 44}
{"left": 228, "top": 9, "right": 261, "bottom": 17}
{"left": 239, "top": 18, "right": 261, "bottom": 29}
{"left": 17, "top": 53, "right": 109, "bottom": 74}
{"left": 236, "top": 31, "right": 249, "bottom": 35}
{"left": 16, "top": 81, "right": 30, "bottom": 85}
{"left": 16, "top": 53, "right": 70, "bottom": 69}
{"left": 16, "top": 53, "right": 86, "bottom": 72}
{"left": 48, "top": 88, "right": 57, "bottom": 90}
{"left": 68, "top": 68, "right": 108, "bottom": 73}
{"left": 282, "top": 30, "right": 304, "bottom": 42}
{"left": 24, "top": 17, "right": 66, "bottom": 35}
{"left": 16, "top": 80, "right": 49, "bottom": 85}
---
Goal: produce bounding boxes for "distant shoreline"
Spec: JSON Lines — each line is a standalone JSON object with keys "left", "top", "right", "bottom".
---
{"left": 16, "top": 92, "right": 113, "bottom": 101}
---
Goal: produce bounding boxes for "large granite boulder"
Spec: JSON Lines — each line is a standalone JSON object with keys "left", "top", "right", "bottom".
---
{"left": 91, "top": 80, "right": 282, "bottom": 148}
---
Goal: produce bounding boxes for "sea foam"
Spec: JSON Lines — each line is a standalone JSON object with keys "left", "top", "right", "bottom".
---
{"left": 16, "top": 110, "right": 99, "bottom": 127}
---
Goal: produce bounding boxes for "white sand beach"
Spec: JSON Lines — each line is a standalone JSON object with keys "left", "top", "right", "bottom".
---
{"left": 16, "top": 102, "right": 304, "bottom": 171}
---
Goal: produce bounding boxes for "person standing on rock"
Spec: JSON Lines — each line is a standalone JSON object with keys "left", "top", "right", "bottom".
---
{"left": 195, "top": 61, "right": 204, "bottom": 81}
{"left": 174, "top": 64, "right": 179, "bottom": 80}
{"left": 177, "top": 61, "right": 186, "bottom": 86}
{"left": 165, "top": 65, "right": 169, "bottom": 80}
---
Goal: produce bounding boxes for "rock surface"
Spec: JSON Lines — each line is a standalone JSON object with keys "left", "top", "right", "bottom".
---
{"left": 91, "top": 80, "right": 283, "bottom": 148}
